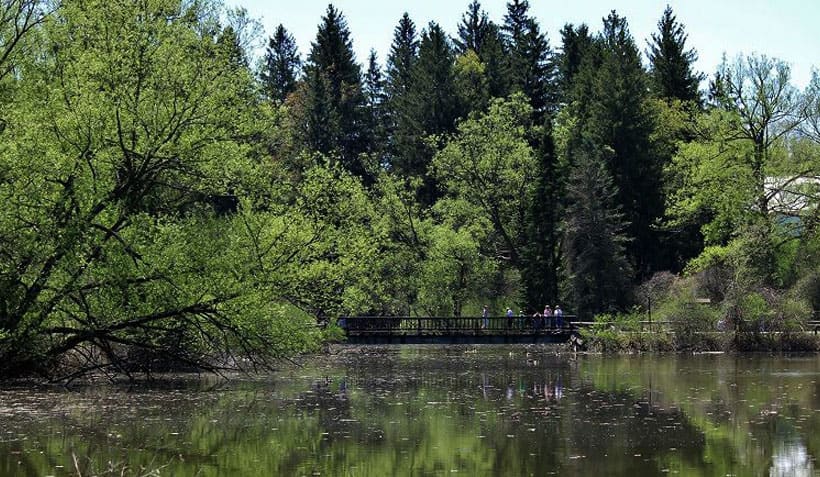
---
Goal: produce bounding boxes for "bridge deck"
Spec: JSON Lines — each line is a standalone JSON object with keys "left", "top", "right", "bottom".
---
{"left": 342, "top": 316, "right": 581, "bottom": 345}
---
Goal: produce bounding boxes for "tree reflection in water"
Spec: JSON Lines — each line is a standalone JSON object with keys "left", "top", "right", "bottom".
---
{"left": 0, "top": 348, "right": 818, "bottom": 476}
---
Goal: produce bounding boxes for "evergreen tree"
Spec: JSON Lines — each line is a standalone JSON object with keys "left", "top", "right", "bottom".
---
{"left": 454, "top": 1, "right": 507, "bottom": 103}
{"left": 502, "top": 0, "right": 556, "bottom": 118}
{"left": 303, "top": 5, "right": 369, "bottom": 181}
{"left": 386, "top": 13, "right": 418, "bottom": 101}
{"left": 217, "top": 26, "right": 248, "bottom": 69}
{"left": 260, "top": 24, "right": 300, "bottom": 103}
{"left": 563, "top": 144, "right": 633, "bottom": 318}
{"left": 522, "top": 117, "right": 562, "bottom": 309}
{"left": 590, "top": 11, "right": 662, "bottom": 279}
{"left": 481, "top": 24, "right": 509, "bottom": 99}
{"left": 647, "top": 5, "right": 703, "bottom": 103}
{"left": 501, "top": 0, "right": 560, "bottom": 304}
{"left": 647, "top": 7, "right": 705, "bottom": 271}
{"left": 396, "top": 22, "right": 459, "bottom": 205}
{"left": 385, "top": 13, "right": 418, "bottom": 169}
{"left": 454, "top": 0, "right": 491, "bottom": 54}
{"left": 557, "top": 23, "right": 593, "bottom": 102}
{"left": 363, "top": 50, "right": 388, "bottom": 160}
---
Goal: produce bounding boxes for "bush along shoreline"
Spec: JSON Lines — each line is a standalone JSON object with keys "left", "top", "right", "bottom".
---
{"left": 579, "top": 329, "right": 820, "bottom": 353}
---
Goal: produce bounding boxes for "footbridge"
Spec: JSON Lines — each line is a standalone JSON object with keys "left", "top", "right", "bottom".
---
{"left": 341, "top": 315, "right": 583, "bottom": 345}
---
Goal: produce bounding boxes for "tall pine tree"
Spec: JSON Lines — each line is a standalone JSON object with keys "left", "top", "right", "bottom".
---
{"left": 502, "top": 0, "right": 556, "bottom": 118}
{"left": 557, "top": 23, "right": 593, "bottom": 103}
{"left": 303, "top": 5, "right": 369, "bottom": 180}
{"left": 363, "top": 50, "right": 388, "bottom": 161}
{"left": 588, "top": 11, "right": 662, "bottom": 279}
{"left": 454, "top": 0, "right": 491, "bottom": 54}
{"left": 648, "top": 6, "right": 705, "bottom": 271}
{"left": 522, "top": 117, "right": 562, "bottom": 309}
{"left": 563, "top": 144, "right": 633, "bottom": 318}
{"left": 454, "top": 2, "right": 507, "bottom": 105}
{"left": 386, "top": 13, "right": 418, "bottom": 101}
{"left": 396, "top": 22, "right": 459, "bottom": 205}
{"left": 385, "top": 13, "right": 419, "bottom": 171}
{"left": 647, "top": 6, "right": 703, "bottom": 104}
{"left": 260, "top": 24, "right": 300, "bottom": 103}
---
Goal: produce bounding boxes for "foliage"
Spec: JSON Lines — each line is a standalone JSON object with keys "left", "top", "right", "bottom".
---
{"left": 3, "top": 1, "right": 820, "bottom": 378}
{"left": 399, "top": 21, "right": 459, "bottom": 205}
{"left": 0, "top": 0, "right": 368, "bottom": 378}
{"left": 502, "top": 0, "right": 556, "bottom": 117}
{"left": 655, "top": 282, "right": 719, "bottom": 338}
{"left": 260, "top": 24, "right": 301, "bottom": 103}
{"left": 562, "top": 144, "right": 633, "bottom": 318}
{"left": 454, "top": 49, "right": 489, "bottom": 113}
{"left": 416, "top": 221, "right": 495, "bottom": 316}
{"left": 2, "top": 0, "right": 282, "bottom": 373}
{"left": 363, "top": 50, "right": 389, "bottom": 160}
{"left": 301, "top": 5, "right": 370, "bottom": 181}
{"left": 432, "top": 95, "right": 536, "bottom": 268}
{"left": 668, "top": 54, "right": 815, "bottom": 287}
{"left": 521, "top": 117, "right": 562, "bottom": 309}
{"left": 646, "top": 5, "right": 703, "bottom": 103}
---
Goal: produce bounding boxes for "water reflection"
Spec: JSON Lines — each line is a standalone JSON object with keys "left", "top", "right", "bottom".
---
{"left": 771, "top": 442, "right": 814, "bottom": 477}
{"left": 0, "top": 349, "right": 818, "bottom": 476}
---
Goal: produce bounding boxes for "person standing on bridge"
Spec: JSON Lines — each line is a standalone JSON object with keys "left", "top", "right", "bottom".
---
{"left": 531, "top": 310, "right": 541, "bottom": 331}
{"left": 482, "top": 305, "right": 489, "bottom": 329}
{"left": 554, "top": 305, "right": 563, "bottom": 330}
{"left": 505, "top": 307, "right": 514, "bottom": 329}
{"left": 543, "top": 305, "right": 552, "bottom": 329}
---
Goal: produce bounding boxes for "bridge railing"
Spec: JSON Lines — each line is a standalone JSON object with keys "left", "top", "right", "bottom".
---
{"left": 340, "top": 315, "right": 578, "bottom": 336}
{"left": 341, "top": 317, "right": 820, "bottom": 336}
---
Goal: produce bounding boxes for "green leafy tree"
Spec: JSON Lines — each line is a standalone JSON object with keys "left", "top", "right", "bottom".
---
{"left": 417, "top": 217, "right": 495, "bottom": 317}
{"left": 366, "top": 174, "right": 429, "bottom": 315}
{"left": 260, "top": 24, "right": 301, "bottom": 103}
{"left": 0, "top": 0, "right": 326, "bottom": 377}
{"left": 802, "top": 70, "right": 820, "bottom": 144}
{"left": 432, "top": 95, "right": 536, "bottom": 268}
{"left": 454, "top": 49, "right": 489, "bottom": 113}
{"left": 260, "top": 164, "right": 381, "bottom": 320}
{"left": 667, "top": 55, "right": 807, "bottom": 285}
{"left": 0, "top": 0, "right": 47, "bottom": 84}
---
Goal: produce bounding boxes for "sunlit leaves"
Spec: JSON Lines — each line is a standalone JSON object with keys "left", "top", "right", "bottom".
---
{"left": 432, "top": 94, "right": 536, "bottom": 266}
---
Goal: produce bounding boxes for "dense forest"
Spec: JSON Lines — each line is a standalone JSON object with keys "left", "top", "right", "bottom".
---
{"left": 1, "top": 0, "right": 819, "bottom": 378}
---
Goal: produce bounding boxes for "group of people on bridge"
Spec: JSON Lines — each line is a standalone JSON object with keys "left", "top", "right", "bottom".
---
{"left": 482, "top": 304, "right": 565, "bottom": 330}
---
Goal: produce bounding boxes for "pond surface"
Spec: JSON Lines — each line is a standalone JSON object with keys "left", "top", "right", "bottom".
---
{"left": 1, "top": 347, "right": 819, "bottom": 476}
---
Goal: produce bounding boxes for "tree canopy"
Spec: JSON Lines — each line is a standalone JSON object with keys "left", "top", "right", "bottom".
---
{"left": 2, "top": 0, "right": 820, "bottom": 378}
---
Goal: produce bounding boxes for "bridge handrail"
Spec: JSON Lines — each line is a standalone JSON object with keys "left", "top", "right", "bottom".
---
{"left": 340, "top": 315, "right": 578, "bottom": 335}
{"left": 340, "top": 317, "right": 820, "bottom": 334}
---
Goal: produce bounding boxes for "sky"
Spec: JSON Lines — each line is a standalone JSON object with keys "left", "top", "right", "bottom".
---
{"left": 230, "top": 0, "right": 819, "bottom": 88}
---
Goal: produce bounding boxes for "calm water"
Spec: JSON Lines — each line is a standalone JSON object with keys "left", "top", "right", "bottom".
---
{"left": 1, "top": 347, "right": 819, "bottom": 476}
